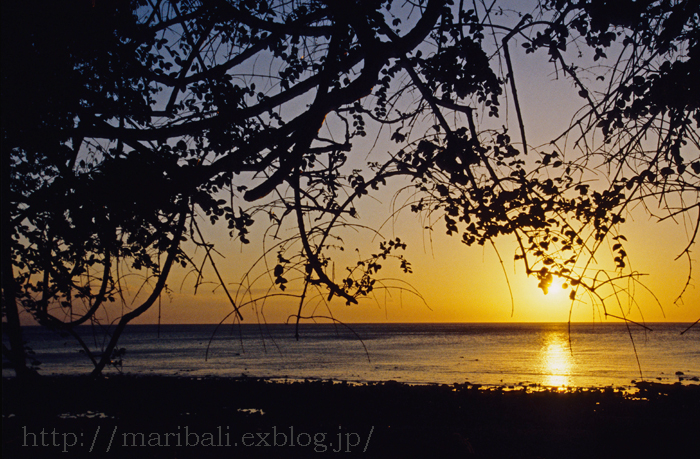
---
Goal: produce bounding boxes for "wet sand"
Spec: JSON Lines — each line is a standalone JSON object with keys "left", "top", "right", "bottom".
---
{"left": 3, "top": 375, "right": 699, "bottom": 458}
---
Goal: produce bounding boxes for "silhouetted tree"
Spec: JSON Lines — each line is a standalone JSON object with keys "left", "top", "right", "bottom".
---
{"left": 2, "top": 0, "right": 698, "bottom": 377}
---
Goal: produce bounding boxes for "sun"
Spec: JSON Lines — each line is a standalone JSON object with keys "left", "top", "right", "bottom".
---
{"left": 544, "top": 279, "right": 567, "bottom": 296}
{"left": 535, "top": 276, "right": 573, "bottom": 305}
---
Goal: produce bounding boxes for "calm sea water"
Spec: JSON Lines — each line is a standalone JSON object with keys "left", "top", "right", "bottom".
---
{"left": 5, "top": 323, "right": 699, "bottom": 388}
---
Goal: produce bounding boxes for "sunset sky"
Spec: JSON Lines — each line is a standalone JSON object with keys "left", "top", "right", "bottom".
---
{"left": 129, "top": 193, "right": 699, "bottom": 325}
{"left": 126, "top": 28, "right": 700, "bottom": 327}
{"left": 16, "top": 1, "right": 699, "bottom": 328}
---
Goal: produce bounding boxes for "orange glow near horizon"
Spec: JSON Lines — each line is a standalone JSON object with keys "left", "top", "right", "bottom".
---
{"left": 18, "top": 219, "right": 698, "bottom": 327}
{"left": 17, "top": 204, "right": 699, "bottom": 327}
{"left": 111, "top": 218, "right": 700, "bottom": 325}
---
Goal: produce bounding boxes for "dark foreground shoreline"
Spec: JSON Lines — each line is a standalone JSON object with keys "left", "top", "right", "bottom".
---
{"left": 3, "top": 376, "right": 699, "bottom": 458}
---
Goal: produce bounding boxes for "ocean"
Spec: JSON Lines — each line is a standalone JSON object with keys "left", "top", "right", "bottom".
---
{"left": 6, "top": 322, "right": 699, "bottom": 389}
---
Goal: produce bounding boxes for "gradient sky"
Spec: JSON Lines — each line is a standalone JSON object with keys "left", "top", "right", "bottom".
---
{"left": 130, "top": 193, "right": 699, "bottom": 325}
{"left": 20, "top": 2, "right": 698, "bottom": 327}
{"left": 126, "top": 23, "right": 699, "bottom": 326}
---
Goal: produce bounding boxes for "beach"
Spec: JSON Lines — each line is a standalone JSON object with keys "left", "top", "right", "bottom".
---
{"left": 3, "top": 375, "right": 699, "bottom": 458}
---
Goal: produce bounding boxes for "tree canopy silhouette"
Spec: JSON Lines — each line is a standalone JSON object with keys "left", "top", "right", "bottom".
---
{"left": 2, "top": 0, "right": 698, "bottom": 377}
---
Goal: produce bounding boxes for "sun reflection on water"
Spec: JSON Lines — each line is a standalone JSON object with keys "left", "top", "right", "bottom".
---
{"left": 539, "top": 332, "right": 573, "bottom": 389}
